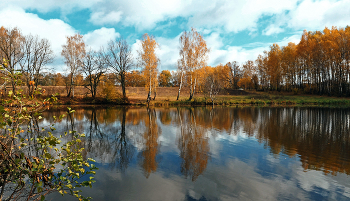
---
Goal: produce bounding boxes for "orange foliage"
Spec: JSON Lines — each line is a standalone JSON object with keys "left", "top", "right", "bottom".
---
{"left": 139, "top": 34, "right": 159, "bottom": 101}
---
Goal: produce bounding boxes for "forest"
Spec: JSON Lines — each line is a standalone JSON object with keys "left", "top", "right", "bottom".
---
{"left": 1, "top": 26, "right": 350, "bottom": 102}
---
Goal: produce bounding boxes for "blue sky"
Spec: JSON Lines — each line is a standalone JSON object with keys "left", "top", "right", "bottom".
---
{"left": 1, "top": 0, "right": 350, "bottom": 73}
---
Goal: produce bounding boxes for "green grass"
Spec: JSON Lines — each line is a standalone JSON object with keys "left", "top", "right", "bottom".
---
{"left": 148, "top": 94, "right": 350, "bottom": 107}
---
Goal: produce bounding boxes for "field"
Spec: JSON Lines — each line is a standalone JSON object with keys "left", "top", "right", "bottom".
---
{"left": 5, "top": 86, "right": 350, "bottom": 106}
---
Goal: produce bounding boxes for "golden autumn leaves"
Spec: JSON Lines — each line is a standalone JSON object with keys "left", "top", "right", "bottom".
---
{"left": 139, "top": 34, "right": 159, "bottom": 102}
{"left": 177, "top": 28, "right": 210, "bottom": 101}
{"left": 138, "top": 28, "right": 210, "bottom": 102}
{"left": 256, "top": 26, "right": 350, "bottom": 95}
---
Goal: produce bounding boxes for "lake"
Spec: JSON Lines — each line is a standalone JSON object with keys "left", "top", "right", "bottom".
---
{"left": 44, "top": 106, "right": 350, "bottom": 201}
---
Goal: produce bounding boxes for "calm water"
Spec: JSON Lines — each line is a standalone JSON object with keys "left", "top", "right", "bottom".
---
{"left": 43, "top": 106, "right": 350, "bottom": 201}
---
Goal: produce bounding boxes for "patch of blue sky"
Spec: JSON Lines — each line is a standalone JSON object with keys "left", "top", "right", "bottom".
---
{"left": 151, "top": 16, "right": 188, "bottom": 38}
{"left": 25, "top": 8, "right": 61, "bottom": 21}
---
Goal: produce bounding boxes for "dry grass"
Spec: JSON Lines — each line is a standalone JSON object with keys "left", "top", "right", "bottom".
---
{"left": 4, "top": 86, "right": 349, "bottom": 106}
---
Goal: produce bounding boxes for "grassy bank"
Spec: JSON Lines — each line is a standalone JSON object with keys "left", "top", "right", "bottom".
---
{"left": 50, "top": 93, "right": 350, "bottom": 107}
{"left": 8, "top": 86, "right": 349, "bottom": 107}
{"left": 144, "top": 94, "right": 350, "bottom": 107}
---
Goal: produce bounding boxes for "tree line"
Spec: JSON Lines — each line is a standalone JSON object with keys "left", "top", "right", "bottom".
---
{"left": 1, "top": 25, "right": 350, "bottom": 103}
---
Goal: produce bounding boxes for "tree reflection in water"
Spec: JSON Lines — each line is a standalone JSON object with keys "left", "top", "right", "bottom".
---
{"left": 84, "top": 107, "right": 135, "bottom": 172}
{"left": 177, "top": 108, "right": 209, "bottom": 181}
{"left": 138, "top": 108, "right": 161, "bottom": 178}
{"left": 40, "top": 107, "right": 350, "bottom": 179}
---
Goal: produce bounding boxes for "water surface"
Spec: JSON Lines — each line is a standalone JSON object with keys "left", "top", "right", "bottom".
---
{"left": 44, "top": 106, "right": 350, "bottom": 201}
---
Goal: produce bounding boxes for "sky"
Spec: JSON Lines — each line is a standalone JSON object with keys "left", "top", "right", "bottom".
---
{"left": 1, "top": 0, "right": 350, "bottom": 73}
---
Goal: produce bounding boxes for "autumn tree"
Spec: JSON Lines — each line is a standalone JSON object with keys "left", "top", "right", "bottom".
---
{"left": 178, "top": 108, "right": 209, "bottom": 181}
{"left": 40, "top": 72, "right": 55, "bottom": 86}
{"left": 158, "top": 70, "right": 172, "bottom": 87}
{"left": 54, "top": 73, "right": 65, "bottom": 86}
{"left": 267, "top": 44, "right": 282, "bottom": 90}
{"left": 249, "top": 26, "right": 350, "bottom": 96}
{"left": 75, "top": 73, "right": 84, "bottom": 86}
{"left": 138, "top": 33, "right": 159, "bottom": 102}
{"left": 171, "top": 70, "right": 182, "bottom": 87}
{"left": 139, "top": 108, "right": 161, "bottom": 178}
{"left": 106, "top": 38, "right": 133, "bottom": 102}
{"left": 125, "top": 70, "right": 146, "bottom": 87}
{"left": 238, "top": 60, "right": 256, "bottom": 90}
{"left": 0, "top": 27, "right": 25, "bottom": 92}
{"left": 82, "top": 49, "right": 108, "bottom": 99}
{"left": 177, "top": 28, "right": 209, "bottom": 101}
{"left": 204, "top": 67, "right": 221, "bottom": 105}
{"left": 255, "top": 51, "right": 268, "bottom": 90}
{"left": 213, "top": 64, "right": 232, "bottom": 89}
{"left": 20, "top": 34, "right": 54, "bottom": 96}
{"left": 61, "top": 33, "right": 85, "bottom": 98}
{"left": 280, "top": 42, "right": 297, "bottom": 91}
{"left": 195, "top": 66, "right": 211, "bottom": 93}
{"left": 226, "top": 61, "right": 241, "bottom": 89}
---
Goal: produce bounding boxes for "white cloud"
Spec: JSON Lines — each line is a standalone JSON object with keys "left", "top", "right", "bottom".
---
{"left": 0, "top": 6, "right": 76, "bottom": 72}
{"left": 187, "top": 0, "right": 298, "bottom": 33}
{"left": 86, "top": 0, "right": 185, "bottom": 30}
{"left": 155, "top": 34, "right": 181, "bottom": 71}
{"left": 86, "top": 0, "right": 298, "bottom": 32}
{"left": 131, "top": 39, "right": 142, "bottom": 68}
{"left": 206, "top": 32, "right": 224, "bottom": 50}
{"left": 4, "top": 0, "right": 350, "bottom": 34}
{"left": 14, "top": 0, "right": 295, "bottom": 32}
{"left": 263, "top": 25, "right": 284, "bottom": 36}
{"left": 285, "top": 0, "right": 350, "bottom": 31}
{"left": 0, "top": 7, "right": 75, "bottom": 55}
{"left": 84, "top": 27, "right": 120, "bottom": 50}
{"left": 89, "top": 11, "right": 123, "bottom": 25}
{"left": 278, "top": 34, "right": 302, "bottom": 46}
{"left": 3, "top": 0, "right": 101, "bottom": 14}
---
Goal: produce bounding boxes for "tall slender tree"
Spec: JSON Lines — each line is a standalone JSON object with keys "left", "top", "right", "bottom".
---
{"left": 138, "top": 33, "right": 159, "bottom": 102}
{"left": 61, "top": 33, "right": 85, "bottom": 98}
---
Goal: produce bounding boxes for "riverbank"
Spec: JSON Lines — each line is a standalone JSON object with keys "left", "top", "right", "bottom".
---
{"left": 52, "top": 92, "right": 350, "bottom": 107}
{"left": 4, "top": 86, "right": 349, "bottom": 106}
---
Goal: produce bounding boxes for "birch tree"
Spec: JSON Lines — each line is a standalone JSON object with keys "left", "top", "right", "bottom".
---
{"left": 61, "top": 33, "right": 85, "bottom": 98}
{"left": 177, "top": 28, "right": 209, "bottom": 101}
{"left": 138, "top": 33, "right": 159, "bottom": 102}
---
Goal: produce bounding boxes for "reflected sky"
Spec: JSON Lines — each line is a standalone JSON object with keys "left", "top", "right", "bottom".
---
{"left": 45, "top": 106, "right": 350, "bottom": 201}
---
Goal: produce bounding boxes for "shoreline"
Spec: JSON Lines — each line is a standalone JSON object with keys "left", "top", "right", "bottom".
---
{"left": 51, "top": 94, "right": 350, "bottom": 107}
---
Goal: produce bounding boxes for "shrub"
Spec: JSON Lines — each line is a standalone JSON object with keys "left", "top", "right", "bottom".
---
{"left": 0, "top": 61, "right": 97, "bottom": 200}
